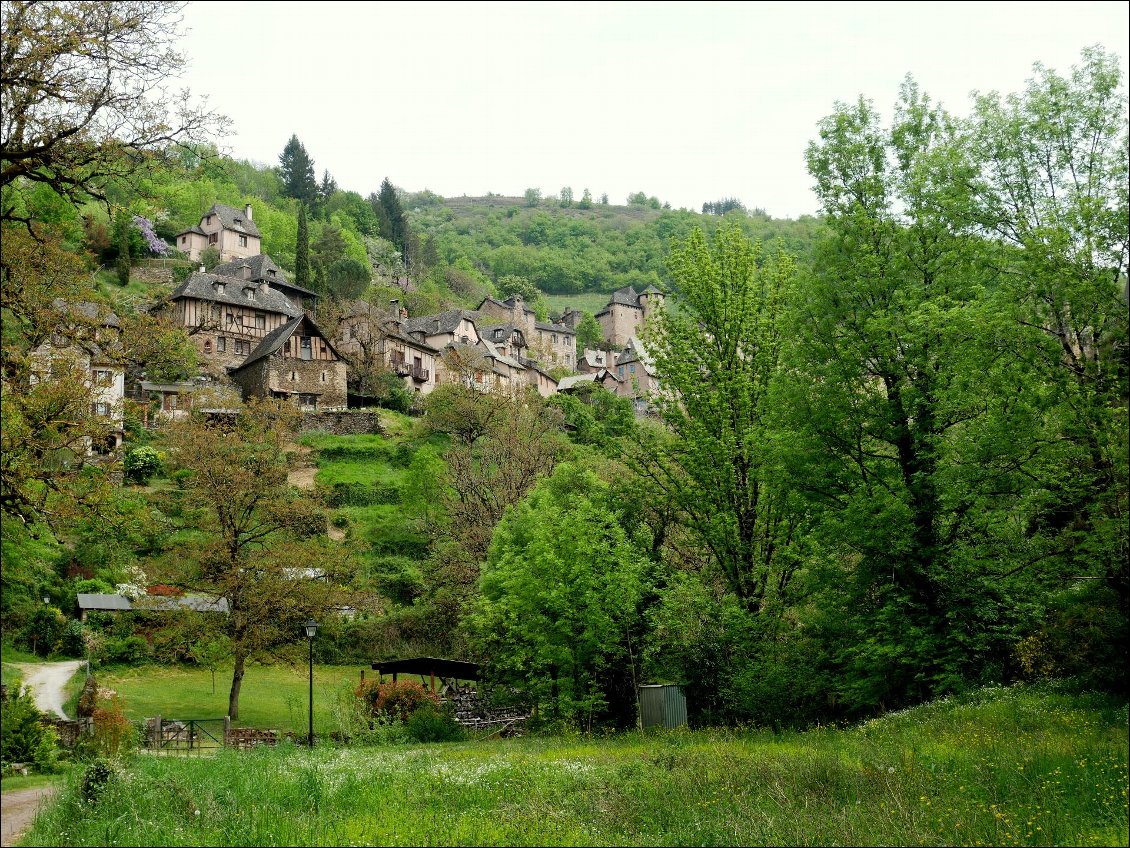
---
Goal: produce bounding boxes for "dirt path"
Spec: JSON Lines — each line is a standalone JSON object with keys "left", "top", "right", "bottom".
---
{"left": 9, "top": 661, "right": 83, "bottom": 719}
{"left": 0, "top": 785, "right": 58, "bottom": 847}
{"left": 285, "top": 443, "right": 345, "bottom": 540}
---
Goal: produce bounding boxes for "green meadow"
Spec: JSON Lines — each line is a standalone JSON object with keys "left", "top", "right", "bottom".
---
{"left": 21, "top": 684, "right": 1129, "bottom": 847}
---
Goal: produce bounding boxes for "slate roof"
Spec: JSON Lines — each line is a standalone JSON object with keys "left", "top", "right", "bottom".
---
{"left": 78, "top": 593, "right": 230, "bottom": 613}
{"left": 534, "top": 320, "right": 575, "bottom": 335}
{"left": 53, "top": 299, "right": 120, "bottom": 328}
{"left": 483, "top": 323, "right": 525, "bottom": 346}
{"left": 230, "top": 315, "right": 343, "bottom": 372}
{"left": 403, "top": 309, "right": 479, "bottom": 338}
{"left": 169, "top": 272, "right": 303, "bottom": 318}
{"left": 380, "top": 321, "right": 440, "bottom": 354}
{"left": 211, "top": 254, "right": 315, "bottom": 292}
{"left": 203, "top": 202, "right": 261, "bottom": 237}
{"left": 581, "top": 349, "right": 609, "bottom": 368}
{"left": 615, "top": 337, "right": 657, "bottom": 375}
{"left": 77, "top": 593, "right": 131, "bottom": 611}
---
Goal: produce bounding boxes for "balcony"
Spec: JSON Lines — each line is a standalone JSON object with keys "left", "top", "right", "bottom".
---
{"left": 410, "top": 366, "right": 430, "bottom": 382}
{"left": 394, "top": 362, "right": 411, "bottom": 377}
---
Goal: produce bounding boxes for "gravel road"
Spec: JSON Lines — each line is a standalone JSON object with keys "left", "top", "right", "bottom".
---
{"left": 8, "top": 660, "right": 84, "bottom": 719}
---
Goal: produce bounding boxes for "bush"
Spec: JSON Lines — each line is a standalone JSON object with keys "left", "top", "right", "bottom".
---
{"left": 355, "top": 679, "right": 438, "bottom": 722}
{"left": 123, "top": 446, "right": 162, "bottom": 484}
{"left": 80, "top": 757, "right": 116, "bottom": 804}
{"left": 0, "top": 687, "right": 60, "bottom": 773}
{"left": 74, "top": 578, "right": 115, "bottom": 595}
{"left": 405, "top": 702, "right": 464, "bottom": 743}
{"left": 101, "top": 635, "right": 149, "bottom": 665}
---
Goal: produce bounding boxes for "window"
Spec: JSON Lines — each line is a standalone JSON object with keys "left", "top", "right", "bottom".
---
{"left": 217, "top": 337, "right": 226, "bottom": 352}
{"left": 291, "top": 371, "right": 297, "bottom": 381}
{"left": 552, "top": 334, "right": 558, "bottom": 344}
{"left": 267, "top": 269, "right": 276, "bottom": 278}
{"left": 181, "top": 236, "right": 187, "bottom": 245}
{"left": 618, "top": 366, "right": 624, "bottom": 377}
{"left": 203, "top": 340, "right": 212, "bottom": 354}
{"left": 206, "top": 215, "right": 212, "bottom": 224}
{"left": 234, "top": 340, "right": 247, "bottom": 355}
{"left": 321, "top": 371, "right": 326, "bottom": 382}
{"left": 226, "top": 312, "right": 237, "bottom": 325}
{"left": 92, "top": 402, "right": 112, "bottom": 417}
{"left": 208, "top": 232, "right": 218, "bottom": 244}
{"left": 300, "top": 337, "right": 312, "bottom": 360}
{"left": 92, "top": 369, "right": 112, "bottom": 385}
{"left": 630, "top": 364, "right": 636, "bottom": 374}
{"left": 234, "top": 217, "right": 242, "bottom": 225}
{"left": 215, "top": 282, "right": 225, "bottom": 294}
{"left": 254, "top": 313, "right": 266, "bottom": 330}
{"left": 238, "top": 235, "right": 248, "bottom": 248}
{"left": 298, "top": 393, "right": 317, "bottom": 409}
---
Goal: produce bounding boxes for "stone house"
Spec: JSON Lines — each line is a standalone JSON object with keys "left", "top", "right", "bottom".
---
{"left": 577, "top": 348, "right": 612, "bottom": 374}
{"left": 477, "top": 295, "right": 576, "bottom": 368}
{"left": 335, "top": 300, "right": 439, "bottom": 398}
{"left": 595, "top": 285, "right": 664, "bottom": 348}
{"left": 162, "top": 270, "right": 305, "bottom": 377}
{"left": 175, "top": 203, "right": 262, "bottom": 263}
{"left": 228, "top": 315, "right": 348, "bottom": 410}
{"left": 614, "top": 336, "right": 660, "bottom": 414}
{"left": 211, "top": 254, "right": 319, "bottom": 312}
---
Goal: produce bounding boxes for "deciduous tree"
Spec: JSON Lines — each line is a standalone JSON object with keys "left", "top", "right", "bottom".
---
{"left": 0, "top": 1, "right": 228, "bottom": 226}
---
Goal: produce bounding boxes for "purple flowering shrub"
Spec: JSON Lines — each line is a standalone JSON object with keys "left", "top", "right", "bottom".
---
{"left": 132, "top": 215, "right": 172, "bottom": 256}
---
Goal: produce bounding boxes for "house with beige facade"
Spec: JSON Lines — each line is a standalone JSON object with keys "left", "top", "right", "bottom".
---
{"left": 595, "top": 285, "right": 664, "bottom": 348}
{"left": 175, "top": 203, "right": 262, "bottom": 263}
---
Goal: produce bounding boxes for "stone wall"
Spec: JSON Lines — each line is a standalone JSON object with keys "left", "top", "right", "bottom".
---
{"left": 299, "top": 410, "right": 383, "bottom": 435}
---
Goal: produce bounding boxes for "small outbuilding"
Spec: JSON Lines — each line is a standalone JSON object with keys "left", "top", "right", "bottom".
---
{"left": 371, "top": 656, "right": 480, "bottom": 696}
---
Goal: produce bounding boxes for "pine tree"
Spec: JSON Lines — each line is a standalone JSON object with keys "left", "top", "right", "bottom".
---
{"left": 377, "top": 177, "right": 408, "bottom": 255}
{"left": 278, "top": 134, "right": 317, "bottom": 204}
{"left": 295, "top": 204, "right": 311, "bottom": 291}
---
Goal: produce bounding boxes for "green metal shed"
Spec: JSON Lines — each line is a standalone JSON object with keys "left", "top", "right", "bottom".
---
{"left": 638, "top": 684, "right": 688, "bottom": 729}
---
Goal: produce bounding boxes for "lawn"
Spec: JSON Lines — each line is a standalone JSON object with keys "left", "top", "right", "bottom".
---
{"left": 83, "top": 663, "right": 370, "bottom": 734}
{"left": 21, "top": 684, "right": 1130, "bottom": 847}
{"left": 542, "top": 292, "right": 610, "bottom": 317}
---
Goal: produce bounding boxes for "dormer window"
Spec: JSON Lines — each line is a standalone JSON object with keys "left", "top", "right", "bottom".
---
{"left": 214, "top": 282, "right": 225, "bottom": 294}
{"left": 234, "top": 216, "right": 242, "bottom": 225}
{"left": 267, "top": 269, "right": 276, "bottom": 278}
{"left": 244, "top": 287, "right": 255, "bottom": 300}
{"left": 206, "top": 215, "right": 212, "bottom": 224}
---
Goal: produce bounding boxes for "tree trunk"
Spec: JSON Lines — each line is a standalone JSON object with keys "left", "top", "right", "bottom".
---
{"left": 228, "top": 649, "right": 246, "bottom": 721}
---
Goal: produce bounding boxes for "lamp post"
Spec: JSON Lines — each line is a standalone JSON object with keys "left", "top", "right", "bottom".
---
{"left": 304, "top": 619, "right": 318, "bottom": 746}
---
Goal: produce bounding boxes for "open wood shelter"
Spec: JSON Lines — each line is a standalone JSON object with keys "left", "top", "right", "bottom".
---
{"left": 371, "top": 656, "right": 480, "bottom": 696}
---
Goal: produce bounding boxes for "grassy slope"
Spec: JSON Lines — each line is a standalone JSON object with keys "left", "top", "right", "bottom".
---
{"left": 85, "top": 663, "right": 367, "bottom": 734}
{"left": 23, "top": 684, "right": 1130, "bottom": 847}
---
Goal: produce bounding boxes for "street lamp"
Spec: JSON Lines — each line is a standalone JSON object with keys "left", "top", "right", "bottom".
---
{"left": 304, "top": 619, "right": 318, "bottom": 746}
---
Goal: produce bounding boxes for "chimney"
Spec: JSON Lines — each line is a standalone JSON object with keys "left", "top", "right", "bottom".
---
{"left": 199, "top": 264, "right": 205, "bottom": 273}
{"left": 241, "top": 265, "right": 251, "bottom": 280}
{"left": 244, "top": 203, "right": 253, "bottom": 221}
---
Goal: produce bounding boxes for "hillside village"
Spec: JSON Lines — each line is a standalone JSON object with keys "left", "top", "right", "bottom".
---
{"left": 2, "top": 6, "right": 1125, "bottom": 822}
{"left": 52, "top": 202, "right": 666, "bottom": 435}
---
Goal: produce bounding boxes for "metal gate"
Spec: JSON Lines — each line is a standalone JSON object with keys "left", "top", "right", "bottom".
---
{"left": 148, "top": 717, "right": 227, "bottom": 754}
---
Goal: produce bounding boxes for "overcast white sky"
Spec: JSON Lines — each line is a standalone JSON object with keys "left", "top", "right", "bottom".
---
{"left": 177, "top": 1, "right": 1129, "bottom": 220}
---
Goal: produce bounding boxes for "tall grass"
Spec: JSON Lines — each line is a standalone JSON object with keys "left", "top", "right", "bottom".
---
{"left": 23, "top": 684, "right": 1128, "bottom": 847}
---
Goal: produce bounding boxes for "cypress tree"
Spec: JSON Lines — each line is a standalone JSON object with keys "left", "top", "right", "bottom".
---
{"left": 295, "top": 204, "right": 311, "bottom": 291}
{"left": 114, "top": 210, "right": 131, "bottom": 286}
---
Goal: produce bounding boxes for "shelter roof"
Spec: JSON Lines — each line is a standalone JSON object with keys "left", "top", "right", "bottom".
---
{"left": 371, "top": 657, "right": 480, "bottom": 681}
